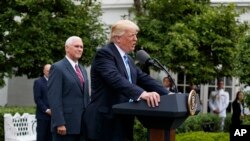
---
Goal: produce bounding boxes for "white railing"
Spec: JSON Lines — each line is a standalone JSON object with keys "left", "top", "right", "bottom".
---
{"left": 4, "top": 113, "right": 36, "bottom": 141}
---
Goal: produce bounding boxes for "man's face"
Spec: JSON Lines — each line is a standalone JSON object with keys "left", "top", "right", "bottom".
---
{"left": 217, "top": 81, "right": 224, "bottom": 89}
{"left": 163, "top": 78, "right": 171, "bottom": 88}
{"left": 43, "top": 64, "right": 51, "bottom": 78}
{"left": 66, "top": 39, "right": 83, "bottom": 62}
{"left": 117, "top": 28, "right": 138, "bottom": 53}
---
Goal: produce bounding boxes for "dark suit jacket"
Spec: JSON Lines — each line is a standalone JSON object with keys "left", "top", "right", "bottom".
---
{"left": 33, "top": 76, "right": 50, "bottom": 120}
{"left": 48, "top": 57, "right": 89, "bottom": 134}
{"left": 84, "top": 43, "right": 169, "bottom": 140}
{"left": 231, "top": 100, "right": 243, "bottom": 126}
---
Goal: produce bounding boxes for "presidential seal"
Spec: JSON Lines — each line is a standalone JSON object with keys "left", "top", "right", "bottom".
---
{"left": 188, "top": 90, "right": 197, "bottom": 116}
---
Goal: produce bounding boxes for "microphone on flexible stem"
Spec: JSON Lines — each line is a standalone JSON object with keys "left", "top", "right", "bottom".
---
{"left": 136, "top": 50, "right": 178, "bottom": 93}
{"left": 136, "top": 50, "right": 161, "bottom": 69}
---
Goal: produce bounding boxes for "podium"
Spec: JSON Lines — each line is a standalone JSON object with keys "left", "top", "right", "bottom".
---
{"left": 112, "top": 91, "right": 201, "bottom": 141}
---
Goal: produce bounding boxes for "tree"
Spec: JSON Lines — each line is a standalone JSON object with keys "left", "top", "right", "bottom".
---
{"left": 132, "top": 0, "right": 249, "bottom": 84}
{"left": 0, "top": 0, "right": 106, "bottom": 87}
{"left": 236, "top": 31, "right": 250, "bottom": 84}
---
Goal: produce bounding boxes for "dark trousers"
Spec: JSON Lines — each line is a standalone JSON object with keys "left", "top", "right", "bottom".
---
{"left": 52, "top": 133, "right": 84, "bottom": 141}
{"left": 36, "top": 119, "right": 52, "bottom": 141}
{"left": 53, "top": 113, "right": 85, "bottom": 141}
{"left": 93, "top": 115, "right": 134, "bottom": 141}
{"left": 112, "top": 115, "right": 134, "bottom": 141}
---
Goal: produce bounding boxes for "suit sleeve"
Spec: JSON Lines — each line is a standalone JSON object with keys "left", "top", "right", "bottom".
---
{"left": 135, "top": 66, "right": 169, "bottom": 96}
{"left": 48, "top": 65, "right": 65, "bottom": 128}
{"left": 33, "top": 79, "right": 49, "bottom": 113}
{"left": 94, "top": 49, "right": 144, "bottom": 100}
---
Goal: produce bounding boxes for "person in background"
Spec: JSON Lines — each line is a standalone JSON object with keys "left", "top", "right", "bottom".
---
{"left": 208, "top": 79, "right": 229, "bottom": 131}
{"left": 84, "top": 19, "right": 169, "bottom": 141}
{"left": 48, "top": 36, "right": 90, "bottom": 141}
{"left": 162, "top": 76, "right": 175, "bottom": 93}
{"left": 231, "top": 91, "right": 245, "bottom": 126}
{"left": 33, "top": 64, "right": 52, "bottom": 141}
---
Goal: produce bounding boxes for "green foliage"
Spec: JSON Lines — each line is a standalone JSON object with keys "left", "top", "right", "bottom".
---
{"left": 176, "top": 113, "right": 232, "bottom": 133}
{"left": 176, "top": 131, "right": 229, "bottom": 141}
{"left": 180, "top": 113, "right": 250, "bottom": 133}
{"left": 177, "top": 114, "right": 203, "bottom": 133}
{"left": 0, "top": 0, "right": 106, "bottom": 87}
{"left": 133, "top": 0, "right": 249, "bottom": 84}
{"left": 243, "top": 115, "right": 250, "bottom": 125}
{"left": 0, "top": 106, "right": 35, "bottom": 141}
{"left": 224, "top": 113, "right": 232, "bottom": 132}
{"left": 243, "top": 89, "right": 250, "bottom": 107}
{"left": 134, "top": 118, "right": 147, "bottom": 141}
{"left": 234, "top": 29, "right": 250, "bottom": 84}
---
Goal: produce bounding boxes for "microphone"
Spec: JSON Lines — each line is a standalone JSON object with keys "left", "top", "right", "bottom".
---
{"left": 136, "top": 49, "right": 178, "bottom": 93}
{"left": 136, "top": 50, "right": 161, "bottom": 69}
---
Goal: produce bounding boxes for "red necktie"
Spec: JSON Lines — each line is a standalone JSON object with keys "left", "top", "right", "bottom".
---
{"left": 75, "top": 64, "right": 84, "bottom": 87}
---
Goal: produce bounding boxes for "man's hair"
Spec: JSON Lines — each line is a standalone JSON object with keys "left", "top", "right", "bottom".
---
{"left": 217, "top": 78, "right": 224, "bottom": 84}
{"left": 163, "top": 76, "right": 170, "bottom": 82}
{"left": 163, "top": 76, "right": 173, "bottom": 86}
{"left": 65, "top": 36, "right": 82, "bottom": 47}
{"left": 109, "top": 20, "right": 139, "bottom": 43}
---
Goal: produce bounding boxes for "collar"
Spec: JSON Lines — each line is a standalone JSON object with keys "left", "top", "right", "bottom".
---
{"left": 114, "top": 43, "right": 126, "bottom": 59}
{"left": 44, "top": 75, "right": 48, "bottom": 81}
{"left": 65, "top": 55, "right": 78, "bottom": 71}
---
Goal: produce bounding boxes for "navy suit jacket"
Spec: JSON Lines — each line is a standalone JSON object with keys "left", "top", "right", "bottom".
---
{"left": 33, "top": 76, "right": 50, "bottom": 120}
{"left": 84, "top": 43, "right": 169, "bottom": 139}
{"left": 48, "top": 57, "right": 90, "bottom": 134}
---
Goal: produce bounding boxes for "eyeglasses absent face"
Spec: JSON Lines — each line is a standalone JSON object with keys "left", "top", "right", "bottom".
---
{"left": 66, "top": 39, "right": 84, "bottom": 62}
{"left": 117, "top": 29, "right": 138, "bottom": 53}
{"left": 217, "top": 81, "right": 224, "bottom": 89}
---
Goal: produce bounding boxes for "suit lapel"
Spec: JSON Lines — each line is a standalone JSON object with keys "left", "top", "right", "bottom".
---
{"left": 63, "top": 58, "right": 83, "bottom": 91}
{"left": 110, "top": 43, "right": 135, "bottom": 83}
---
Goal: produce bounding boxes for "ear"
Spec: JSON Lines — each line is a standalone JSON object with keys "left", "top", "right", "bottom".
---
{"left": 114, "top": 36, "right": 121, "bottom": 43}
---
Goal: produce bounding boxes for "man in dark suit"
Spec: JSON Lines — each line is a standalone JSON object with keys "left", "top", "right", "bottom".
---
{"left": 84, "top": 20, "right": 169, "bottom": 141}
{"left": 33, "top": 64, "right": 52, "bottom": 141}
{"left": 48, "top": 36, "right": 90, "bottom": 141}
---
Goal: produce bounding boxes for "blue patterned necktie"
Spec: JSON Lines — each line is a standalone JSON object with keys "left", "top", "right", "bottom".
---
{"left": 123, "top": 55, "right": 132, "bottom": 83}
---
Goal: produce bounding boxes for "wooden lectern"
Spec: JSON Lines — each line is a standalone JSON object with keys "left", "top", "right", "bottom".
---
{"left": 112, "top": 91, "right": 200, "bottom": 141}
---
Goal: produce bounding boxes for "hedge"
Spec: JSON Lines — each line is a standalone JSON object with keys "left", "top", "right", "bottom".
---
{"left": 176, "top": 131, "right": 229, "bottom": 141}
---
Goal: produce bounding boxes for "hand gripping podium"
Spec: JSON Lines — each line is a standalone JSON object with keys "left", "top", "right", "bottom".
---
{"left": 112, "top": 90, "right": 201, "bottom": 141}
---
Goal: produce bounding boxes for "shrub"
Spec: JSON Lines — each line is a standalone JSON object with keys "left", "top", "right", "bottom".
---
{"left": 244, "top": 91, "right": 250, "bottom": 107}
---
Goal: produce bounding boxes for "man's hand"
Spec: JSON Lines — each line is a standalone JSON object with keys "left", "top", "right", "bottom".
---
{"left": 57, "top": 125, "right": 67, "bottom": 135}
{"left": 45, "top": 109, "right": 51, "bottom": 116}
{"left": 213, "top": 108, "right": 220, "bottom": 114}
{"left": 139, "top": 91, "right": 160, "bottom": 107}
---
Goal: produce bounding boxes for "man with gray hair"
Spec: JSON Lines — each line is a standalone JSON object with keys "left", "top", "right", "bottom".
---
{"left": 48, "top": 36, "right": 90, "bottom": 141}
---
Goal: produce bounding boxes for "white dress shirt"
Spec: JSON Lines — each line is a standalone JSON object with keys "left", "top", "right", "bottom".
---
{"left": 209, "top": 89, "right": 229, "bottom": 117}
